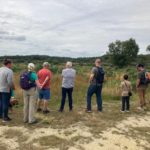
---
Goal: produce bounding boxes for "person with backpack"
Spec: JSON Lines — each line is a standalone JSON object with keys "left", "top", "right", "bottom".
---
{"left": 86, "top": 59, "right": 105, "bottom": 113}
{"left": 37, "top": 62, "right": 52, "bottom": 114}
{"left": 59, "top": 62, "right": 76, "bottom": 112}
{"left": 20, "top": 63, "right": 41, "bottom": 124}
{"left": 0, "top": 59, "right": 15, "bottom": 122}
{"left": 136, "top": 64, "right": 148, "bottom": 110}
{"left": 120, "top": 74, "right": 132, "bottom": 112}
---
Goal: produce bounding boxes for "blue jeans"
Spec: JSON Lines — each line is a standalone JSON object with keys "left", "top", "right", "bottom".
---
{"left": 60, "top": 87, "right": 73, "bottom": 111}
{"left": 87, "top": 84, "right": 102, "bottom": 111}
{"left": 122, "top": 96, "right": 130, "bottom": 111}
{"left": 0, "top": 92, "right": 11, "bottom": 119}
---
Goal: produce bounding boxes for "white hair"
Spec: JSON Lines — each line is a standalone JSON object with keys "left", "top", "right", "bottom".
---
{"left": 28, "top": 63, "right": 35, "bottom": 71}
{"left": 43, "top": 62, "right": 50, "bottom": 67}
{"left": 66, "top": 61, "right": 72, "bottom": 68}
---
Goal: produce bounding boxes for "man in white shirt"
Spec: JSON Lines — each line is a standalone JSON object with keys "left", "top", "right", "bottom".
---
{"left": 0, "top": 59, "right": 15, "bottom": 122}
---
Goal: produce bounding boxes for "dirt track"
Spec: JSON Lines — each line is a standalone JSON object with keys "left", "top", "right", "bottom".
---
{"left": 0, "top": 112, "right": 150, "bottom": 150}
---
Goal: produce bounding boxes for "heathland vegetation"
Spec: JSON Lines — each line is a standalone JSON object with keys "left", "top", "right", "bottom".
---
{"left": 1, "top": 38, "right": 150, "bottom": 149}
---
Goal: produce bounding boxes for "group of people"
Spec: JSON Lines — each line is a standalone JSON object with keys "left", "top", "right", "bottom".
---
{"left": 0, "top": 58, "right": 149, "bottom": 124}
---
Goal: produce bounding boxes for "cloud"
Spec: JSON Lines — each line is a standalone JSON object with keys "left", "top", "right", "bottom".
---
{"left": 0, "top": 0, "right": 149, "bottom": 57}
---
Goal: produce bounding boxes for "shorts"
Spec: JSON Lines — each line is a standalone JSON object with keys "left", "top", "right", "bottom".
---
{"left": 39, "top": 89, "right": 50, "bottom": 100}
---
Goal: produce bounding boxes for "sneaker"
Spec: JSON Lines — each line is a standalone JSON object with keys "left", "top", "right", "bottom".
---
{"left": 58, "top": 109, "right": 63, "bottom": 112}
{"left": 2, "top": 117, "right": 12, "bottom": 122}
{"left": 120, "top": 110, "right": 125, "bottom": 113}
{"left": 137, "top": 107, "right": 144, "bottom": 111}
{"left": 86, "top": 110, "right": 92, "bottom": 113}
{"left": 126, "top": 110, "right": 130, "bottom": 113}
{"left": 29, "top": 120, "right": 38, "bottom": 124}
{"left": 43, "top": 110, "right": 50, "bottom": 114}
{"left": 37, "top": 108, "right": 42, "bottom": 112}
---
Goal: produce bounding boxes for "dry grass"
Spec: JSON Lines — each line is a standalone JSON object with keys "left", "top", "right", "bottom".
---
{"left": 0, "top": 70, "right": 149, "bottom": 150}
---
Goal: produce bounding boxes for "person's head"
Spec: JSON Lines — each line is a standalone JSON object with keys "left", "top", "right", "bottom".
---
{"left": 136, "top": 64, "right": 144, "bottom": 71}
{"left": 3, "top": 59, "right": 12, "bottom": 68}
{"left": 66, "top": 61, "right": 72, "bottom": 68}
{"left": 43, "top": 62, "right": 50, "bottom": 69}
{"left": 123, "top": 74, "right": 128, "bottom": 80}
{"left": 95, "top": 58, "right": 101, "bottom": 67}
{"left": 28, "top": 63, "right": 35, "bottom": 72}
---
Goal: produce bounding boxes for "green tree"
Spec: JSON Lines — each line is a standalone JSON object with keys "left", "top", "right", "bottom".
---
{"left": 107, "top": 38, "right": 139, "bottom": 67}
{"left": 146, "top": 45, "right": 150, "bottom": 52}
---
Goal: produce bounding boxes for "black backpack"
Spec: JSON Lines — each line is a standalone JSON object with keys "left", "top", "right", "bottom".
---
{"left": 140, "top": 71, "right": 149, "bottom": 85}
{"left": 95, "top": 67, "right": 105, "bottom": 84}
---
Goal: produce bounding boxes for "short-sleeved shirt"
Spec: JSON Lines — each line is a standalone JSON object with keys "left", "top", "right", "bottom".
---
{"left": 38, "top": 68, "right": 52, "bottom": 89}
{"left": 30, "top": 72, "right": 38, "bottom": 82}
{"left": 90, "top": 66, "right": 104, "bottom": 85}
{"left": 62, "top": 68, "right": 76, "bottom": 88}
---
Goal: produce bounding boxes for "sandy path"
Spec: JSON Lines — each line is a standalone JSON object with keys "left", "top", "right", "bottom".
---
{"left": 0, "top": 113, "right": 150, "bottom": 150}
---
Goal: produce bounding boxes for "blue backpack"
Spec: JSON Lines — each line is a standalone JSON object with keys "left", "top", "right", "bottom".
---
{"left": 20, "top": 71, "right": 36, "bottom": 90}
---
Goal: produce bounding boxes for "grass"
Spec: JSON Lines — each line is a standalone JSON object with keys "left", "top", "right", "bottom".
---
{"left": 1, "top": 64, "right": 150, "bottom": 149}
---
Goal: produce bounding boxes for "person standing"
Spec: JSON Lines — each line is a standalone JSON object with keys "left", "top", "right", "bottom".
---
{"left": 0, "top": 59, "right": 15, "bottom": 122}
{"left": 136, "top": 64, "right": 148, "bottom": 110}
{"left": 21, "top": 63, "right": 40, "bottom": 124}
{"left": 59, "top": 62, "right": 76, "bottom": 112}
{"left": 86, "top": 59, "right": 105, "bottom": 113}
{"left": 37, "top": 62, "right": 52, "bottom": 114}
{"left": 120, "top": 74, "right": 132, "bottom": 112}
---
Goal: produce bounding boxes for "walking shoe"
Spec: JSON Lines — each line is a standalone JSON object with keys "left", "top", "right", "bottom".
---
{"left": 37, "top": 108, "right": 42, "bottom": 112}
{"left": 137, "top": 107, "right": 144, "bottom": 111}
{"left": 126, "top": 110, "right": 130, "bottom": 113}
{"left": 86, "top": 110, "right": 92, "bottom": 113}
{"left": 58, "top": 109, "right": 63, "bottom": 112}
{"left": 120, "top": 110, "right": 125, "bottom": 113}
{"left": 43, "top": 110, "right": 50, "bottom": 114}
{"left": 2, "top": 117, "right": 12, "bottom": 122}
{"left": 29, "top": 120, "right": 38, "bottom": 124}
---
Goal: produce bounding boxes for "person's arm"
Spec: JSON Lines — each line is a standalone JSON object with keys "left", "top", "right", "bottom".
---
{"left": 89, "top": 73, "right": 94, "bottom": 83}
{"left": 7, "top": 71, "right": 15, "bottom": 90}
{"left": 41, "top": 76, "right": 49, "bottom": 88}
{"left": 89, "top": 67, "right": 95, "bottom": 83}
{"left": 35, "top": 80, "right": 42, "bottom": 88}
{"left": 129, "top": 82, "right": 132, "bottom": 92}
{"left": 136, "top": 79, "right": 140, "bottom": 89}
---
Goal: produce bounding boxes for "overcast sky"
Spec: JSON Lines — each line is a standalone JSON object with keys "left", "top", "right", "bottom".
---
{"left": 0, "top": 0, "right": 149, "bottom": 57}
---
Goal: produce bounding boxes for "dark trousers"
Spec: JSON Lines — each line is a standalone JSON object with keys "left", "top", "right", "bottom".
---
{"left": 122, "top": 96, "right": 130, "bottom": 111}
{"left": 0, "top": 92, "right": 11, "bottom": 119}
{"left": 87, "top": 84, "right": 102, "bottom": 111}
{"left": 60, "top": 87, "right": 73, "bottom": 111}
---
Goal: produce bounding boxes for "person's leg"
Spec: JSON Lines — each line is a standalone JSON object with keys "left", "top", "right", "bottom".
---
{"left": 2, "top": 93, "right": 10, "bottom": 120}
{"left": 68, "top": 88, "right": 73, "bottom": 111}
{"left": 87, "top": 85, "right": 96, "bottom": 111}
{"left": 37, "top": 89, "right": 43, "bottom": 111}
{"left": 23, "top": 91, "right": 29, "bottom": 122}
{"left": 96, "top": 85, "right": 102, "bottom": 111}
{"left": 43, "top": 89, "right": 50, "bottom": 113}
{"left": 0, "top": 93, "right": 2, "bottom": 118}
{"left": 29, "top": 90, "right": 37, "bottom": 123}
{"left": 59, "top": 88, "right": 67, "bottom": 111}
{"left": 126, "top": 96, "right": 130, "bottom": 111}
{"left": 137, "top": 89, "right": 144, "bottom": 108}
{"left": 121, "top": 96, "right": 125, "bottom": 111}
{"left": 142, "top": 89, "right": 146, "bottom": 107}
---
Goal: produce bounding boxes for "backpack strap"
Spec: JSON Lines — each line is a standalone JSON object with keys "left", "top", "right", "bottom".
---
{"left": 124, "top": 81, "right": 130, "bottom": 91}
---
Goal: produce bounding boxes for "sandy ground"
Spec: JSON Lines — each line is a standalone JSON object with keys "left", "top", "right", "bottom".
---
{"left": 0, "top": 113, "right": 150, "bottom": 150}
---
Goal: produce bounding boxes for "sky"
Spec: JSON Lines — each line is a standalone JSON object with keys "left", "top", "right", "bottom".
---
{"left": 0, "top": 0, "right": 150, "bottom": 57}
